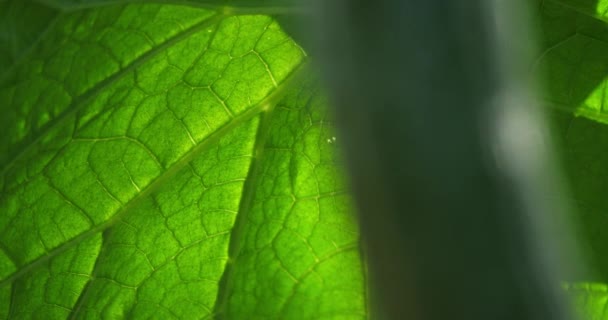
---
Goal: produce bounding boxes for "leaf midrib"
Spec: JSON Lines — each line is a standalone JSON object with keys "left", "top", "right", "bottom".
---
{"left": 1, "top": 12, "right": 223, "bottom": 176}
{"left": 1, "top": 0, "right": 305, "bottom": 177}
{"left": 0, "top": 49, "right": 308, "bottom": 292}
{"left": 1, "top": 1, "right": 314, "bottom": 315}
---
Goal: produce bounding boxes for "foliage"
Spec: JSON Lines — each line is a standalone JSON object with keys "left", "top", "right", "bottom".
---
{"left": 536, "top": 0, "right": 608, "bottom": 318}
{"left": 0, "top": 1, "right": 365, "bottom": 318}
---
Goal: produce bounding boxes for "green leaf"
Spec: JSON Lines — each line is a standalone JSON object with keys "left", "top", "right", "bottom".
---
{"left": 536, "top": 0, "right": 608, "bottom": 273}
{"left": 535, "top": 0, "right": 608, "bottom": 317}
{"left": 0, "top": 1, "right": 365, "bottom": 319}
{"left": 563, "top": 283, "right": 608, "bottom": 320}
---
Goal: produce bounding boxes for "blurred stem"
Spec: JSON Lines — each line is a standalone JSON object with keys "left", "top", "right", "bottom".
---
{"left": 310, "top": 0, "right": 578, "bottom": 319}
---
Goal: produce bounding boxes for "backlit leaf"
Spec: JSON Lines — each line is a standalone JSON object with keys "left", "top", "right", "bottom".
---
{"left": 0, "top": 1, "right": 365, "bottom": 318}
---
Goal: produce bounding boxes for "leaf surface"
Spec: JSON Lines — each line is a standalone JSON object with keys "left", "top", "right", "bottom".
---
{"left": 536, "top": 0, "right": 608, "bottom": 317}
{"left": 0, "top": 1, "right": 365, "bottom": 319}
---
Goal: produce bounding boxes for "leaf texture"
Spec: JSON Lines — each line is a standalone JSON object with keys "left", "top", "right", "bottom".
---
{"left": 536, "top": 0, "right": 608, "bottom": 274}
{"left": 564, "top": 283, "right": 608, "bottom": 320}
{"left": 535, "top": 0, "right": 608, "bottom": 318}
{"left": 0, "top": 1, "right": 365, "bottom": 319}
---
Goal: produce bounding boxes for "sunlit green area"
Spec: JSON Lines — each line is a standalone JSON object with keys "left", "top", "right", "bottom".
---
{"left": 535, "top": 0, "right": 608, "bottom": 318}
{"left": 0, "top": 1, "right": 364, "bottom": 318}
{"left": 4, "top": 0, "right": 608, "bottom": 318}
{"left": 565, "top": 283, "right": 608, "bottom": 320}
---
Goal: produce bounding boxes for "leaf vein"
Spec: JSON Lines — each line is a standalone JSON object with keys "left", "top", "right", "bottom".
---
{"left": 1, "top": 12, "right": 225, "bottom": 177}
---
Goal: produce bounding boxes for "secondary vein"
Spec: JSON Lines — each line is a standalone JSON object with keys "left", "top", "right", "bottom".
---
{"left": 0, "top": 59, "right": 310, "bottom": 290}
{"left": 209, "top": 61, "right": 310, "bottom": 319}
{"left": 1, "top": 12, "right": 225, "bottom": 177}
